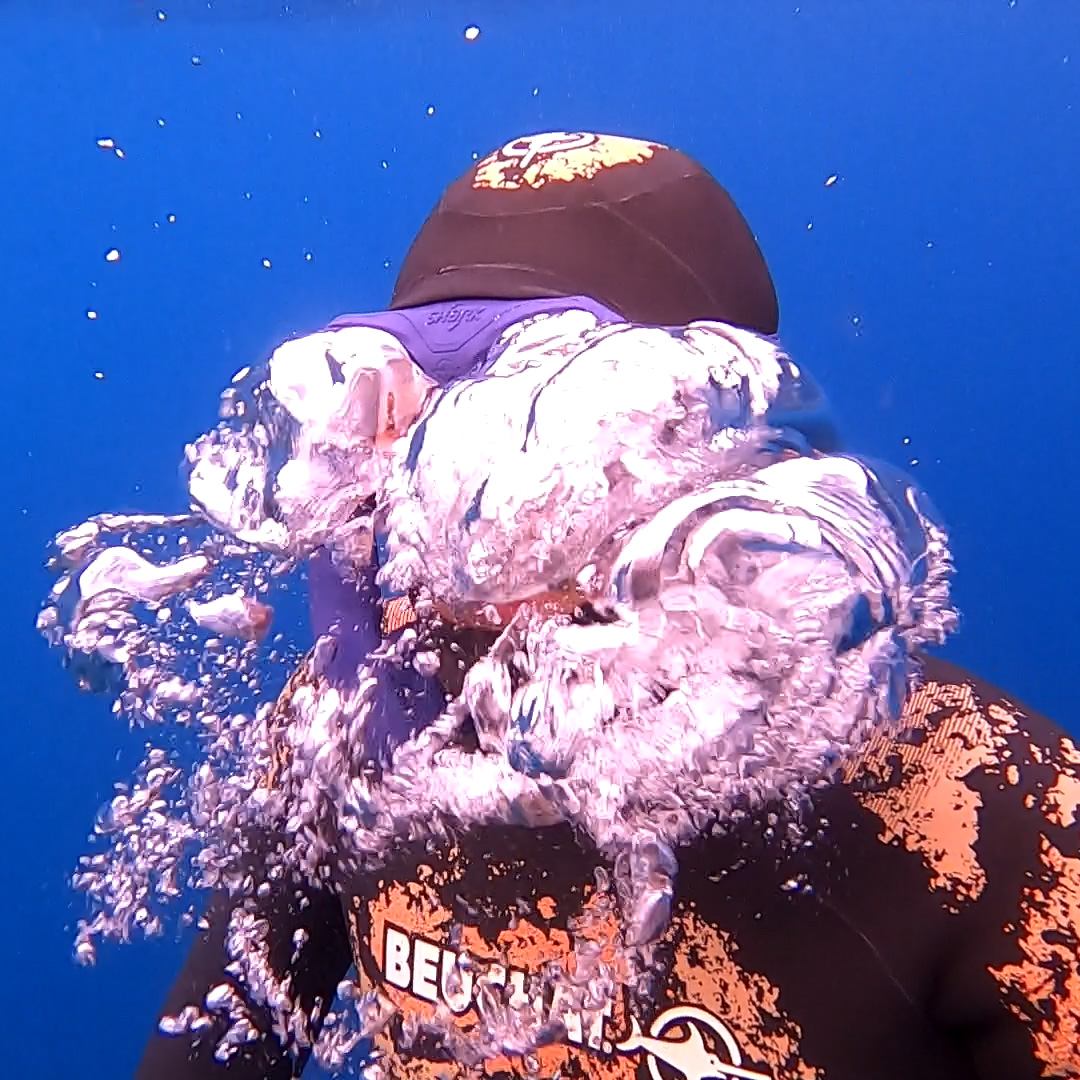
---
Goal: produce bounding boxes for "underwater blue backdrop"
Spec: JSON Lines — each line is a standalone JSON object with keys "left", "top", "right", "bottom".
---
{"left": 1, "top": 1, "right": 1077, "bottom": 1075}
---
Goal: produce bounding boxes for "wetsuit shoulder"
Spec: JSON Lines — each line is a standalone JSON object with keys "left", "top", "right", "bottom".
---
{"left": 837, "top": 655, "right": 1080, "bottom": 1079}
{"left": 338, "top": 657, "right": 1080, "bottom": 1080}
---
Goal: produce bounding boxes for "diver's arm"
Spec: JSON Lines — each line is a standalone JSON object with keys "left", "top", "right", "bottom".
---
{"left": 920, "top": 658, "right": 1080, "bottom": 1079}
{"left": 135, "top": 848, "right": 352, "bottom": 1079}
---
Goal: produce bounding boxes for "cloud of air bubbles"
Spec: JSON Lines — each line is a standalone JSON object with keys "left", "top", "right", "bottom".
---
{"left": 38, "top": 311, "right": 958, "bottom": 1070}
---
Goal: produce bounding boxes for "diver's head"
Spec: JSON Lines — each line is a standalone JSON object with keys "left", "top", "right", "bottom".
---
{"left": 391, "top": 131, "right": 779, "bottom": 335}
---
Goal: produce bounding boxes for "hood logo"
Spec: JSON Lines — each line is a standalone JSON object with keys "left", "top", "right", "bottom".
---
{"left": 472, "top": 131, "right": 662, "bottom": 191}
{"left": 617, "top": 1006, "right": 773, "bottom": 1080}
{"left": 500, "top": 131, "right": 598, "bottom": 171}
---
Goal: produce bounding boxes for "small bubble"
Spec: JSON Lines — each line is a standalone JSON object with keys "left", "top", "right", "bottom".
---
{"left": 96, "top": 137, "right": 116, "bottom": 150}
{"left": 380, "top": 160, "right": 388, "bottom": 169}
{"left": 157, "top": 118, "right": 166, "bottom": 127}
{"left": 156, "top": 8, "right": 167, "bottom": 20}
{"left": 93, "top": 371, "right": 105, "bottom": 380}
{"left": 167, "top": 214, "right": 177, "bottom": 224}
{"left": 304, "top": 252, "right": 313, "bottom": 262}
{"left": 426, "top": 105, "right": 435, "bottom": 116}
{"left": 824, "top": 173, "right": 839, "bottom": 187}
{"left": 909, "top": 457, "right": 920, "bottom": 466}
{"left": 464, "top": 25, "right": 480, "bottom": 41}
{"left": 313, "top": 129, "right": 322, "bottom": 139}
{"left": 806, "top": 221, "right": 813, "bottom": 230}
{"left": 262, "top": 258, "right": 272, "bottom": 269}
{"left": 105, "top": 248, "right": 121, "bottom": 263}
{"left": 191, "top": 55, "right": 202, "bottom": 66}
{"left": 86, "top": 310, "right": 99, "bottom": 320}
{"left": 531, "top": 87, "right": 539, "bottom": 96}
{"left": 902, "top": 436, "right": 911, "bottom": 445}
{"left": 925, "top": 240, "right": 934, "bottom": 249}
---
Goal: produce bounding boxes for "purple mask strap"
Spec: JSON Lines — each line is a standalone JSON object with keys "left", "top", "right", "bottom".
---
{"left": 326, "top": 295, "right": 622, "bottom": 386}
{"left": 307, "top": 550, "right": 443, "bottom": 766}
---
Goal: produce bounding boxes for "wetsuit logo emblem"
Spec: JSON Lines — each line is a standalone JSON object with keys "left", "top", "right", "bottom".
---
{"left": 617, "top": 1006, "right": 773, "bottom": 1080}
{"left": 472, "top": 131, "right": 662, "bottom": 190}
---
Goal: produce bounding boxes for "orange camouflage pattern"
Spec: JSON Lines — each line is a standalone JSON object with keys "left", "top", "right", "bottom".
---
{"left": 347, "top": 847, "right": 826, "bottom": 1080}
{"left": 843, "top": 660, "right": 1080, "bottom": 1078}
{"left": 264, "top": 636, "right": 1080, "bottom": 1079}
{"left": 667, "top": 909, "right": 825, "bottom": 1080}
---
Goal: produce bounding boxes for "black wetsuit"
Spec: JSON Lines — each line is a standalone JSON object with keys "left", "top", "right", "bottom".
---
{"left": 138, "top": 657, "right": 1080, "bottom": 1080}
{"left": 137, "top": 134, "right": 1080, "bottom": 1079}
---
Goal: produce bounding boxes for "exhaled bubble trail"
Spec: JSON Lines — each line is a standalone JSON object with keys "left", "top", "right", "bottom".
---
{"left": 40, "top": 311, "right": 957, "bottom": 1071}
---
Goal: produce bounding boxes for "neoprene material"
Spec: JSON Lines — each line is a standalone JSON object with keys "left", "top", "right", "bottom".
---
{"left": 136, "top": 658, "right": 1080, "bottom": 1080}
{"left": 390, "top": 132, "right": 779, "bottom": 335}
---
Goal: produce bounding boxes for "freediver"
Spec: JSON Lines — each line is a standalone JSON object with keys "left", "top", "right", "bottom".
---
{"left": 137, "top": 132, "right": 1080, "bottom": 1080}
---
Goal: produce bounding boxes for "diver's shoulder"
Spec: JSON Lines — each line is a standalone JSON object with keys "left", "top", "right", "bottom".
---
{"left": 914, "top": 654, "right": 1069, "bottom": 749}
{"left": 842, "top": 654, "right": 1076, "bottom": 793}
{"left": 844, "top": 654, "right": 1070, "bottom": 778}
{"left": 836, "top": 653, "right": 1080, "bottom": 904}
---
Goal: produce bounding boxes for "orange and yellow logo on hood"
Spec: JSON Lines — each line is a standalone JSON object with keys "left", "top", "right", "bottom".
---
{"left": 472, "top": 132, "right": 663, "bottom": 191}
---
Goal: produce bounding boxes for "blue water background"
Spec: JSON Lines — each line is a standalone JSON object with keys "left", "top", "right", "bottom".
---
{"left": 1, "top": 2, "right": 1077, "bottom": 1075}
